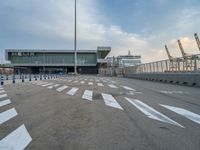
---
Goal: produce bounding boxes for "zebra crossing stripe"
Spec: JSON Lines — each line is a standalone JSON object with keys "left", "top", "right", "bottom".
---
{"left": 56, "top": 85, "right": 68, "bottom": 92}
{"left": 82, "top": 90, "right": 93, "bottom": 101}
{"left": 0, "top": 87, "right": 3, "bottom": 90}
{"left": 0, "top": 90, "right": 5, "bottom": 94}
{"left": 68, "top": 80, "right": 72, "bottom": 82}
{"left": 0, "top": 124, "right": 32, "bottom": 150}
{"left": 74, "top": 80, "right": 78, "bottom": 83}
{"left": 0, "top": 99, "right": 11, "bottom": 107}
{"left": 41, "top": 83, "right": 53, "bottom": 87}
{"left": 0, "top": 94, "right": 7, "bottom": 99}
{"left": 102, "top": 93, "right": 123, "bottom": 110}
{"left": 0, "top": 108, "right": 18, "bottom": 125}
{"left": 67, "top": 87, "right": 79, "bottom": 95}
{"left": 80, "top": 81, "right": 85, "bottom": 84}
{"left": 47, "top": 84, "right": 60, "bottom": 89}
{"left": 125, "top": 97, "right": 184, "bottom": 128}
{"left": 88, "top": 82, "right": 93, "bottom": 85}
{"left": 160, "top": 104, "right": 200, "bottom": 125}
{"left": 97, "top": 83, "right": 104, "bottom": 87}
{"left": 108, "top": 84, "right": 118, "bottom": 88}
{"left": 121, "top": 86, "right": 135, "bottom": 91}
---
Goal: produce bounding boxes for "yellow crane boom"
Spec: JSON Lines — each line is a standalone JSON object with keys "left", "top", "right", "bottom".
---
{"left": 164, "top": 45, "right": 173, "bottom": 60}
{"left": 194, "top": 33, "right": 200, "bottom": 51}
{"left": 177, "top": 39, "right": 188, "bottom": 58}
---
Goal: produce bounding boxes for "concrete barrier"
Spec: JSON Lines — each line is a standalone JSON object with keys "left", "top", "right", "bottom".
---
{"left": 125, "top": 73, "right": 200, "bottom": 87}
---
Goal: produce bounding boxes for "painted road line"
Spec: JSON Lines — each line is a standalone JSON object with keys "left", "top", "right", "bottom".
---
{"left": 0, "top": 94, "right": 7, "bottom": 99}
{"left": 41, "top": 83, "right": 53, "bottom": 87}
{"left": 0, "top": 99, "right": 11, "bottom": 107}
{"left": 108, "top": 84, "right": 118, "bottom": 88}
{"left": 0, "top": 124, "right": 32, "bottom": 149}
{"left": 88, "top": 82, "right": 93, "bottom": 85}
{"left": 125, "top": 97, "right": 184, "bottom": 128}
{"left": 73, "top": 80, "right": 78, "bottom": 83}
{"left": 0, "top": 87, "right": 3, "bottom": 90}
{"left": 56, "top": 85, "right": 68, "bottom": 92}
{"left": 47, "top": 84, "right": 60, "bottom": 89}
{"left": 160, "top": 104, "right": 200, "bottom": 125}
{"left": 68, "top": 80, "right": 72, "bottom": 82}
{"left": 160, "top": 91, "right": 184, "bottom": 94}
{"left": 0, "top": 108, "right": 18, "bottom": 125}
{"left": 102, "top": 93, "right": 123, "bottom": 110}
{"left": 0, "top": 90, "right": 5, "bottom": 94}
{"left": 37, "top": 82, "right": 48, "bottom": 85}
{"left": 121, "top": 86, "right": 135, "bottom": 91}
{"left": 54, "top": 84, "right": 60, "bottom": 87}
{"left": 97, "top": 83, "right": 104, "bottom": 87}
{"left": 67, "top": 87, "right": 79, "bottom": 96}
{"left": 80, "top": 81, "right": 85, "bottom": 84}
{"left": 82, "top": 90, "right": 93, "bottom": 101}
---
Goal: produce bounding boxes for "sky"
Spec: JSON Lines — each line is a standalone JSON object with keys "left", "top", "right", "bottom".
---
{"left": 0, "top": 0, "right": 200, "bottom": 63}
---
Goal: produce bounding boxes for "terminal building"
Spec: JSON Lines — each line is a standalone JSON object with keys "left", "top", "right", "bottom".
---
{"left": 5, "top": 47, "right": 111, "bottom": 74}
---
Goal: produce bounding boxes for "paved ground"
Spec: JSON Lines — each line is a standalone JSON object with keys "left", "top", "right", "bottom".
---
{"left": 0, "top": 75, "right": 200, "bottom": 150}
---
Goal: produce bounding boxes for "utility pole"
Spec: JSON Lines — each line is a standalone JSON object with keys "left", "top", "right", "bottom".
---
{"left": 74, "top": 0, "right": 77, "bottom": 74}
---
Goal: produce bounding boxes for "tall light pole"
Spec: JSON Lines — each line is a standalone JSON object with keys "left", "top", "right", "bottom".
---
{"left": 74, "top": 0, "right": 77, "bottom": 74}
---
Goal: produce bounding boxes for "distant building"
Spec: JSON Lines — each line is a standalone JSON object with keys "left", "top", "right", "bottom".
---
{"left": 5, "top": 47, "right": 111, "bottom": 74}
{"left": 107, "top": 51, "right": 142, "bottom": 68}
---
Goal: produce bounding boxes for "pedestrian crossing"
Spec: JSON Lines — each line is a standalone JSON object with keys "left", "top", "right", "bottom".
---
{"left": 30, "top": 80, "right": 200, "bottom": 128}
{"left": 0, "top": 86, "right": 32, "bottom": 149}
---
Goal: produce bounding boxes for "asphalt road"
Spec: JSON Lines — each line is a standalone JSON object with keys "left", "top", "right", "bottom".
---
{"left": 0, "top": 75, "right": 200, "bottom": 150}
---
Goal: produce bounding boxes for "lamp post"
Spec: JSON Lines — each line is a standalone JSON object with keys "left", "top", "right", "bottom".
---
{"left": 74, "top": 0, "right": 77, "bottom": 74}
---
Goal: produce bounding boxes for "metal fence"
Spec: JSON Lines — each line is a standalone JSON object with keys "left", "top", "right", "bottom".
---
{"left": 99, "top": 54, "right": 200, "bottom": 76}
{"left": 124, "top": 54, "right": 200, "bottom": 74}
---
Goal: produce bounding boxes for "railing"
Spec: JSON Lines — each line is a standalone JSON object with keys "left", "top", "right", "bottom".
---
{"left": 124, "top": 54, "right": 200, "bottom": 74}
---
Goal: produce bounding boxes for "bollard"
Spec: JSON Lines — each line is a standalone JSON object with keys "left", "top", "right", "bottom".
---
{"left": 29, "top": 75, "right": 31, "bottom": 81}
{"left": 6, "top": 75, "right": 8, "bottom": 80}
{"left": 12, "top": 75, "right": 15, "bottom": 84}
{"left": 1, "top": 76, "right": 4, "bottom": 85}
{"left": 22, "top": 75, "right": 24, "bottom": 82}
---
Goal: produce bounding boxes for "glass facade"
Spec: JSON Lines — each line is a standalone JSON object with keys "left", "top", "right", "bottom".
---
{"left": 8, "top": 52, "right": 97, "bottom": 65}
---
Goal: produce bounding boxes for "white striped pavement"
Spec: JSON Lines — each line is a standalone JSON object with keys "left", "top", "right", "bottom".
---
{"left": 0, "top": 108, "right": 18, "bottom": 125}
{"left": 82, "top": 90, "right": 93, "bottom": 101}
{"left": 56, "top": 85, "right": 68, "bottom": 92}
{"left": 0, "top": 94, "right": 7, "bottom": 99}
{"left": 102, "top": 93, "right": 123, "bottom": 110}
{"left": 0, "top": 124, "right": 32, "bottom": 150}
{"left": 0, "top": 99, "right": 11, "bottom": 107}
{"left": 125, "top": 97, "right": 184, "bottom": 128}
{"left": 121, "top": 86, "right": 135, "bottom": 91}
{"left": 0, "top": 90, "right": 5, "bottom": 94}
{"left": 161, "top": 104, "right": 200, "bottom": 125}
{"left": 41, "top": 83, "right": 53, "bottom": 87}
{"left": 88, "top": 82, "right": 93, "bottom": 85}
{"left": 108, "top": 84, "right": 118, "bottom": 88}
{"left": 67, "top": 87, "right": 79, "bottom": 95}
{"left": 80, "top": 81, "right": 85, "bottom": 84}
{"left": 97, "top": 83, "right": 104, "bottom": 87}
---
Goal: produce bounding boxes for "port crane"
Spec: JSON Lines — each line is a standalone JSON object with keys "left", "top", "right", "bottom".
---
{"left": 177, "top": 39, "right": 194, "bottom": 71}
{"left": 194, "top": 33, "right": 200, "bottom": 51}
{"left": 164, "top": 45, "right": 181, "bottom": 71}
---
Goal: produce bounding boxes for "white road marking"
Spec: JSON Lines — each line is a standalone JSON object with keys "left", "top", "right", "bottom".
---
{"left": 0, "top": 99, "right": 11, "bottom": 107}
{"left": 96, "top": 80, "right": 100, "bottom": 82}
{"left": 108, "top": 84, "right": 118, "bottom": 88}
{"left": 0, "top": 90, "right": 5, "bottom": 94}
{"left": 88, "top": 82, "right": 93, "bottom": 85}
{"left": 47, "top": 84, "right": 60, "bottom": 89}
{"left": 82, "top": 90, "right": 93, "bottom": 101}
{"left": 67, "top": 87, "right": 79, "bottom": 95}
{"left": 73, "top": 80, "right": 78, "bottom": 83}
{"left": 125, "top": 97, "right": 184, "bottom": 128}
{"left": 102, "top": 93, "right": 123, "bottom": 110}
{"left": 41, "top": 83, "right": 53, "bottom": 87}
{"left": 97, "top": 83, "right": 104, "bottom": 87}
{"left": 56, "top": 85, "right": 68, "bottom": 92}
{"left": 121, "top": 86, "right": 135, "bottom": 91}
{"left": 0, "top": 87, "right": 3, "bottom": 90}
{"left": 160, "top": 104, "right": 200, "bottom": 125}
{"left": 80, "top": 81, "right": 85, "bottom": 84}
{"left": 0, "top": 108, "right": 18, "bottom": 125}
{"left": 0, "top": 124, "right": 32, "bottom": 150}
{"left": 68, "top": 80, "right": 72, "bottom": 82}
{"left": 37, "top": 82, "right": 48, "bottom": 85}
{"left": 160, "top": 91, "right": 184, "bottom": 94}
{"left": 0, "top": 94, "right": 7, "bottom": 99}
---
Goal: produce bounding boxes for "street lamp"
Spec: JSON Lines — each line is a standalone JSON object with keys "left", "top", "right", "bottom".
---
{"left": 74, "top": 0, "right": 77, "bottom": 74}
